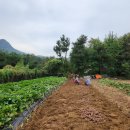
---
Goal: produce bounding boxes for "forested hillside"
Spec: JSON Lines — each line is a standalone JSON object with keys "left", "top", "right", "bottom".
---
{"left": 0, "top": 39, "right": 23, "bottom": 54}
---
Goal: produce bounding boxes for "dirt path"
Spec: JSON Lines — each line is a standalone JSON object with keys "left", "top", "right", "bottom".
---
{"left": 19, "top": 80, "right": 130, "bottom": 130}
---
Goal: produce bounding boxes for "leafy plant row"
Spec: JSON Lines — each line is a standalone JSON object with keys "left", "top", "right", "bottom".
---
{"left": 0, "top": 65, "right": 44, "bottom": 83}
{"left": 0, "top": 77, "right": 66, "bottom": 128}
{"left": 99, "top": 78, "right": 130, "bottom": 95}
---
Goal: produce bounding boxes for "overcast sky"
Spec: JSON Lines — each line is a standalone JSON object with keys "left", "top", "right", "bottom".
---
{"left": 0, "top": 0, "right": 130, "bottom": 56}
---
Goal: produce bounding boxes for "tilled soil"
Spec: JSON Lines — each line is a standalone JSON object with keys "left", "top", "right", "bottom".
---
{"left": 93, "top": 80, "right": 130, "bottom": 116}
{"left": 19, "top": 80, "right": 130, "bottom": 130}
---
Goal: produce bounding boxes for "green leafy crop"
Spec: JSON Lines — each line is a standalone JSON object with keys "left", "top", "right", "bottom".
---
{"left": 99, "top": 78, "right": 130, "bottom": 95}
{"left": 0, "top": 77, "right": 66, "bottom": 128}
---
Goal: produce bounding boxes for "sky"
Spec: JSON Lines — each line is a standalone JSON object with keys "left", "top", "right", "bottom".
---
{"left": 0, "top": 0, "right": 130, "bottom": 56}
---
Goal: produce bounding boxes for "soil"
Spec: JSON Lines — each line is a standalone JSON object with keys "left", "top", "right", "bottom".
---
{"left": 19, "top": 80, "right": 130, "bottom": 130}
{"left": 93, "top": 80, "right": 130, "bottom": 115}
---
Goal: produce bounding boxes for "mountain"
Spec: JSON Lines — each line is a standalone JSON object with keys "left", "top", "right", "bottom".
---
{"left": 0, "top": 39, "right": 24, "bottom": 54}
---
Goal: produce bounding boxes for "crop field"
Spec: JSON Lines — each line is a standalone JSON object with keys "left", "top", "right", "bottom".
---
{"left": 19, "top": 80, "right": 130, "bottom": 130}
{"left": 99, "top": 78, "right": 130, "bottom": 95}
{"left": 0, "top": 77, "right": 66, "bottom": 128}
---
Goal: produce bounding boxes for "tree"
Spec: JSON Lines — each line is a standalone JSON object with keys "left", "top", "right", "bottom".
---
{"left": 70, "top": 35, "right": 87, "bottom": 76}
{"left": 88, "top": 38, "right": 106, "bottom": 74}
{"left": 53, "top": 35, "right": 70, "bottom": 74}
{"left": 53, "top": 41, "right": 62, "bottom": 58}
{"left": 118, "top": 33, "right": 130, "bottom": 77}
{"left": 0, "top": 51, "right": 7, "bottom": 68}
{"left": 0, "top": 51, "right": 21, "bottom": 68}
{"left": 6, "top": 52, "right": 21, "bottom": 67}
{"left": 103, "top": 32, "right": 121, "bottom": 75}
{"left": 44, "top": 58, "right": 63, "bottom": 75}
{"left": 23, "top": 54, "right": 44, "bottom": 69}
{"left": 53, "top": 35, "right": 70, "bottom": 60}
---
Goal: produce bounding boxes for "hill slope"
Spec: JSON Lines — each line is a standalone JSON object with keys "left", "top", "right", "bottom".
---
{"left": 0, "top": 39, "right": 24, "bottom": 54}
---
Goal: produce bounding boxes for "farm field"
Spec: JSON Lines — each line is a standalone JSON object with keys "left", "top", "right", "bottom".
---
{"left": 99, "top": 78, "right": 130, "bottom": 95}
{"left": 0, "top": 77, "right": 66, "bottom": 128}
{"left": 19, "top": 79, "right": 130, "bottom": 130}
{"left": 1, "top": 0, "right": 130, "bottom": 129}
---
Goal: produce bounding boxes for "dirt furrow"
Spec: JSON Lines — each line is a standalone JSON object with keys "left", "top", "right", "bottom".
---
{"left": 19, "top": 80, "right": 130, "bottom": 130}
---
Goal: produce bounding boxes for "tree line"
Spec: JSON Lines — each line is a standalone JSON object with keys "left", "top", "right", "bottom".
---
{"left": 0, "top": 32, "right": 130, "bottom": 83}
{"left": 53, "top": 32, "right": 130, "bottom": 78}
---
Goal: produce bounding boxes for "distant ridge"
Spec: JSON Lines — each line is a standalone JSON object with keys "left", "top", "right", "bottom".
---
{"left": 0, "top": 39, "right": 24, "bottom": 54}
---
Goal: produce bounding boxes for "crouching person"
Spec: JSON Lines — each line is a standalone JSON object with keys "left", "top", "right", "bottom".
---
{"left": 85, "top": 76, "right": 91, "bottom": 87}
{"left": 75, "top": 75, "right": 80, "bottom": 85}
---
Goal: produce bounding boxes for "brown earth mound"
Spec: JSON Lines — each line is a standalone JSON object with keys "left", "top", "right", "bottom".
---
{"left": 19, "top": 80, "right": 130, "bottom": 130}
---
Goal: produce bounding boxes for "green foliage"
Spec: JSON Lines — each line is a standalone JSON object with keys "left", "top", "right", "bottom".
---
{"left": 0, "top": 63, "right": 44, "bottom": 83}
{"left": 53, "top": 35, "right": 70, "bottom": 75}
{"left": 117, "top": 33, "right": 130, "bottom": 76}
{"left": 23, "top": 54, "right": 44, "bottom": 69}
{"left": 0, "top": 52, "right": 50, "bottom": 83}
{"left": 0, "top": 51, "right": 21, "bottom": 68}
{"left": 15, "top": 59, "right": 25, "bottom": 69}
{"left": 88, "top": 38, "right": 106, "bottom": 74}
{"left": 70, "top": 35, "right": 87, "bottom": 76}
{"left": 0, "top": 51, "right": 47, "bottom": 70}
{"left": 121, "top": 63, "right": 130, "bottom": 78}
{"left": 53, "top": 35, "right": 70, "bottom": 59}
{"left": 0, "top": 77, "right": 66, "bottom": 128}
{"left": 81, "top": 32, "right": 130, "bottom": 78}
{"left": 103, "top": 32, "right": 122, "bottom": 75}
{"left": 99, "top": 78, "right": 130, "bottom": 95}
{"left": 43, "top": 59, "right": 63, "bottom": 75}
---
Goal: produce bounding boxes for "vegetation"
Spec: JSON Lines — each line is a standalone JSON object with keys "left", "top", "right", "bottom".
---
{"left": 53, "top": 35, "right": 70, "bottom": 74}
{"left": 0, "top": 52, "right": 58, "bottom": 83}
{"left": 53, "top": 32, "right": 130, "bottom": 78}
{"left": 53, "top": 34, "right": 70, "bottom": 60}
{"left": 1, "top": 32, "right": 130, "bottom": 82}
{"left": 43, "top": 58, "right": 63, "bottom": 75}
{"left": 0, "top": 62, "right": 43, "bottom": 83}
{"left": 84, "top": 32, "right": 130, "bottom": 77}
{"left": 0, "top": 32, "right": 130, "bottom": 128}
{"left": 0, "top": 51, "right": 46, "bottom": 69}
{"left": 99, "top": 78, "right": 130, "bottom": 95}
{"left": 0, "top": 77, "right": 66, "bottom": 128}
{"left": 70, "top": 35, "right": 87, "bottom": 76}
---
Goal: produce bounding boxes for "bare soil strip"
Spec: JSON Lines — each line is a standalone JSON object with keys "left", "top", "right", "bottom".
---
{"left": 19, "top": 80, "right": 130, "bottom": 130}
{"left": 93, "top": 80, "right": 130, "bottom": 115}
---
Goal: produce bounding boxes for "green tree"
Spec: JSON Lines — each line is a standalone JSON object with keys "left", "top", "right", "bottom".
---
{"left": 88, "top": 38, "right": 106, "bottom": 74}
{"left": 70, "top": 35, "right": 87, "bottom": 76}
{"left": 0, "top": 51, "right": 7, "bottom": 68}
{"left": 44, "top": 58, "right": 63, "bottom": 75}
{"left": 118, "top": 33, "right": 130, "bottom": 77}
{"left": 103, "top": 32, "right": 122, "bottom": 75}
{"left": 6, "top": 52, "right": 21, "bottom": 67}
{"left": 53, "top": 35, "right": 70, "bottom": 74}
{"left": 53, "top": 35, "right": 70, "bottom": 60}
{"left": 53, "top": 41, "right": 62, "bottom": 58}
{"left": 23, "top": 54, "right": 44, "bottom": 69}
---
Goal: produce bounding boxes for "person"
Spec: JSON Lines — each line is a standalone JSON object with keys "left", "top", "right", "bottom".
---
{"left": 84, "top": 76, "right": 91, "bottom": 86}
{"left": 74, "top": 74, "right": 80, "bottom": 85}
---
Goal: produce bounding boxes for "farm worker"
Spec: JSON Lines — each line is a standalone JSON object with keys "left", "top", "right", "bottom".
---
{"left": 74, "top": 74, "right": 80, "bottom": 85}
{"left": 85, "top": 76, "right": 91, "bottom": 86}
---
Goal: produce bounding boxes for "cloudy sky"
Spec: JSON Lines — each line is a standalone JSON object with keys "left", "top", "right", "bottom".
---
{"left": 0, "top": 0, "right": 130, "bottom": 56}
